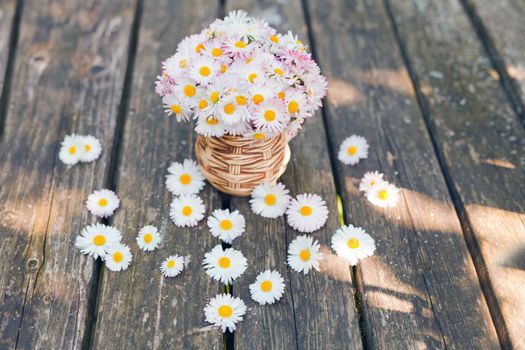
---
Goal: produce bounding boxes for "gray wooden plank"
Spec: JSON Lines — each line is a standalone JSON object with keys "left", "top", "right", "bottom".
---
{"left": 306, "top": 0, "right": 500, "bottom": 348}
{"left": 227, "top": 1, "right": 363, "bottom": 349}
{"left": 387, "top": 0, "right": 525, "bottom": 348}
{"left": 0, "top": 0, "right": 137, "bottom": 348}
{"left": 0, "top": 0, "right": 16, "bottom": 98}
{"left": 91, "top": 1, "right": 223, "bottom": 349}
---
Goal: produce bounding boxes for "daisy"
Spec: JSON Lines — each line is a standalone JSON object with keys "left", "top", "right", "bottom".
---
{"left": 286, "top": 193, "right": 329, "bottom": 233}
{"left": 203, "top": 245, "right": 247, "bottom": 284}
{"left": 59, "top": 134, "right": 82, "bottom": 165}
{"left": 250, "top": 182, "right": 290, "bottom": 218}
{"left": 366, "top": 181, "right": 400, "bottom": 208}
{"left": 252, "top": 99, "right": 288, "bottom": 133}
{"left": 169, "top": 194, "right": 206, "bottom": 227}
{"left": 249, "top": 270, "right": 285, "bottom": 305}
{"left": 162, "top": 93, "right": 193, "bottom": 122}
{"left": 75, "top": 223, "right": 122, "bottom": 259}
{"left": 287, "top": 235, "right": 323, "bottom": 274}
{"left": 104, "top": 243, "right": 132, "bottom": 272}
{"left": 203, "top": 39, "right": 225, "bottom": 60}
{"left": 359, "top": 171, "right": 384, "bottom": 193}
{"left": 136, "top": 225, "right": 161, "bottom": 251}
{"left": 285, "top": 90, "right": 307, "bottom": 117}
{"left": 190, "top": 56, "right": 220, "bottom": 84}
{"left": 78, "top": 135, "right": 102, "bottom": 163}
{"left": 165, "top": 159, "right": 206, "bottom": 195}
{"left": 204, "top": 293, "right": 247, "bottom": 333}
{"left": 338, "top": 135, "right": 369, "bottom": 165}
{"left": 217, "top": 95, "right": 245, "bottom": 125}
{"left": 195, "top": 115, "right": 226, "bottom": 137}
{"left": 331, "top": 225, "right": 376, "bottom": 266}
{"left": 207, "top": 209, "right": 245, "bottom": 244}
{"left": 242, "top": 130, "right": 276, "bottom": 141}
{"left": 160, "top": 254, "right": 186, "bottom": 277}
{"left": 86, "top": 189, "right": 120, "bottom": 218}
{"left": 172, "top": 78, "right": 200, "bottom": 104}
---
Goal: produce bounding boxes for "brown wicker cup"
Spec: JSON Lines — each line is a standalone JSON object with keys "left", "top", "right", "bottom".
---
{"left": 195, "top": 133, "right": 291, "bottom": 196}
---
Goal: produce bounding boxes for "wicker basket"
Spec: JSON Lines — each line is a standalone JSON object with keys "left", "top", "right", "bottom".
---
{"left": 195, "top": 133, "right": 291, "bottom": 196}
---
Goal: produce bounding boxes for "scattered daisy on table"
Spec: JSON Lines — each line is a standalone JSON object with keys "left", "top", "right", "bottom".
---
{"left": 287, "top": 235, "right": 324, "bottom": 274}
{"left": 104, "top": 243, "right": 133, "bottom": 272}
{"left": 75, "top": 223, "right": 122, "bottom": 259}
{"left": 207, "top": 209, "right": 246, "bottom": 243}
{"left": 249, "top": 270, "right": 285, "bottom": 305}
{"left": 165, "top": 159, "right": 206, "bottom": 196}
{"left": 359, "top": 171, "right": 384, "bottom": 193}
{"left": 203, "top": 245, "right": 247, "bottom": 284}
{"left": 86, "top": 189, "right": 120, "bottom": 218}
{"left": 338, "top": 135, "right": 369, "bottom": 165}
{"left": 250, "top": 182, "right": 291, "bottom": 218}
{"left": 286, "top": 193, "right": 329, "bottom": 233}
{"left": 160, "top": 254, "right": 186, "bottom": 277}
{"left": 59, "top": 134, "right": 102, "bottom": 165}
{"left": 204, "top": 293, "right": 247, "bottom": 333}
{"left": 331, "top": 225, "right": 376, "bottom": 266}
{"left": 366, "top": 180, "right": 400, "bottom": 208}
{"left": 77, "top": 135, "right": 102, "bottom": 163}
{"left": 136, "top": 225, "right": 161, "bottom": 251}
{"left": 170, "top": 194, "right": 205, "bottom": 227}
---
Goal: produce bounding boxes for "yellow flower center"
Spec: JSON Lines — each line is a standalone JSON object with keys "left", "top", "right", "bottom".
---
{"left": 206, "top": 117, "right": 218, "bottom": 125}
{"left": 219, "top": 219, "right": 233, "bottom": 230}
{"left": 113, "top": 251, "right": 123, "bottom": 263}
{"left": 212, "top": 48, "right": 223, "bottom": 57}
{"left": 248, "top": 73, "right": 257, "bottom": 83}
{"left": 182, "top": 206, "right": 192, "bottom": 216}
{"left": 252, "top": 94, "right": 264, "bottom": 105}
{"left": 269, "top": 35, "right": 279, "bottom": 43}
{"left": 288, "top": 101, "right": 299, "bottom": 113}
{"left": 167, "top": 260, "right": 176, "bottom": 268}
{"left": 264, "top": 194, "right": 277, "bottom": 206}
{"left": 224, "top": 103, "right": 235, "bottom": 115}
{"left": 378, "top": 190, "right": 389, "bottom": 200}
{"left": 184, "top": 85, "right": 196, "bottom": 97}
{"left": 277, "top": 91, "right": 285, "bottom": 99}
{"left": 218, "top": 305, "right": 233, "bottom": 318}
{"left": 347, "top": 238, "right": 360, "bottom": 249}
{"left": 274, "top": 68, "right": 284, "bottom": 76}
{"left": 246, "top": 57, "right": 254, "bottom": 64}
{"left": 260, "top": 280, "right": 273, "bottom": 292}
{"left": 299, "top": 249, "right": 310, "bottom": 261}
{"left": 253, "top": 133, "right": 265, "bottom": 140}
{"left": 210, "top": 91, "right": 220, "bottom": 103}
{"left": 199, "top": 66, "right": 211, "bottom": 76}
{"left": 68, "top": 146, "right": 77, "bottom": 155}
{"left": 264, "top": 110, "right": 276, "bottom": 122}
{"left": 347, "top": 146, "right": 357, "bottom": 155}
{"left": 180, "top": 173, "right": 191, "bottom": 185}
{"left": 221, "top": 64, "right": 227, "bottom": 73}
{"left": 179, "top": 59, "right": 188, "bottom": 68}
{"left": 171, "top": 104, "right": 182, "bottom": 114}
{"left": 198, "top": 99, "right": 208, "bottom": 110}
{"left": 144, "top": 233, "right": 153, "bottom": 244}
{"left": 234, "top": 41, "right": 246, "bottom": 48}
{"left": 93, "top": 234, "right": 106, "bottom": 246}
{"left": 84, "top": 144, "right": 91, "bottom": 152}
{"left": 300, "top": 205, "right": 313, "bottom": 216}
{"left": 370, "top": 181, "right": 376, "bottom": 186}
{"left": 236, "top": 95, "right": 247, "bottom": 106}
{"left": 195, "top": 43, "right": 205, "bottom": 53}
{"left": 98, "top": 198, "right": 108, "bottom": 207}
{"left": 218, "top": 256, "right": 231, "bottom": 268}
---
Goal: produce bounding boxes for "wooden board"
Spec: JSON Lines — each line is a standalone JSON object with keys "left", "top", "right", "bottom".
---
{"left": 387, "top": 0, "right": 525, "bottom": 348}
{"left": 226, "top": 1, "right": 363, "bottom": 349}
{"left": 90, "top": 1, "right": 223, "bottom": 349}
{"left": 306, "top": 0, "right": 499, "bottom": 348}
{"left": 0, "top": 0, "right": 17, "bottom": 100}
{"left": 0, "top": 0, "right": 137, "bottom": 348}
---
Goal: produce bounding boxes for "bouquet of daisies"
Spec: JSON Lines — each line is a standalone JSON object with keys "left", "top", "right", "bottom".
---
{"left": 155, "top": 10, "right": 327, "bottom": 140}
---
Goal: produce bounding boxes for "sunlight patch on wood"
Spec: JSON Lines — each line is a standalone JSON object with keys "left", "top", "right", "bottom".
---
{"left": 357, "top": 68, "right": 415, "bottom": 96}
{"left": 327, "top": 78, "right": 364, "bottom": 107}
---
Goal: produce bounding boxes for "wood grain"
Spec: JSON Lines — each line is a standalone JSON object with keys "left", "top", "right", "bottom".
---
{"left": 90, "top": 1, "right": 223, "bottom": 349}
{"left": 387, "top": 0, "right": 525, "bottom": 348}
{"left": 0, "top": 0, "right": 137, "bottom": 348}
{"left": 306, "top": 0, "right": 499, "bottom": 348}
{"left": 227, "top": 0, "right": 363, "bottom": 349}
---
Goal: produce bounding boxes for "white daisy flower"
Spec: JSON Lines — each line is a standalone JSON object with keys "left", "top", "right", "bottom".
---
{"left": 195, "top": 115, "right": 226, "bottom": 137}
{"left": 165, "top": 159, "right": 206, "bottom": 195}
{"left": 252, "top": 99, "right": 288, "bottom": 133}
{"left": 249, "top": 270, "right": 285, "bottom": 305}
{"left": 207, "top": 209, "right": 246, "bottom": 244}
{"left": 104, "top": 243, "right": 132, "bottom": 272}
{"left": 359, "top": 171, "right": 384, "bottom": 193}
{"left": 85, "top": 189, "right": 120, "bottom": 218}
{"left": 248, "top": 83, "right": 279, "bottom": 107}
{"left": 331, "top": 225, "right": 376, "bottom": 266}
{"left": 136, "top": 225, "right": 161, "bottom": 251}
{"left": 162, "top": 93, "right": 193, "bottom": 122}
{"left": 202, "top": 39, "right": 225, "bottom": 60}
{"left": 285, "top": 90, "right": 307, "bottom": 117}
{"left": 250, "top": 182, "right": 291, "bottom": 218}
{"left": 169, "top": 194, "right": 206, "bottom": 227}
{"left": 338, "top": 135, "right": 369, "bottom": 165}
{"left": 217, "top": 95, "right": 244, "bottom": 125}
{"left": 366, "top": 181, "right": 400, "bottom": 208}
{"left": 287, "top": 235, "right": 323, "bottom": 274}
{"left": 286, "top": 193, "right": 329, "bottom": 233}
{"left": 172, "top": 78, "right": 200, "bottom": 104}
{"left": 204, "top": 293, "right": 247, "bottom": 333}
{"left": 202, "top": 245, "right": 247, "bottom": 284}
{"left": 77, "top": 135, "right": 102, "bottom": 163}
{"left": 160, "top": 254, "right": 186, "bottom": 277}
{"left": 190, "top": 56, "right": 220, "bottom": 84}
{"left": 59, "top": 134, "right": 82, "bottom": 165}
{"left": 75, "top": 223, "right": 122, "bottom": 259}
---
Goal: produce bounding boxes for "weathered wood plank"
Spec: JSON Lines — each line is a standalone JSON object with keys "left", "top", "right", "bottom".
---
{"left": 387, "top": 0, "right": 525, "bottom": 348}
{"left": 227, "top": 1, "right": 363, "bottom": 349}
{"left": 0, "top": 0, "right": 137, "bottom": 348}
{"left": 0, "top": 0, "right": 17, "bottom": 98}
{"left": 91, "top": 1, "right": 223, "bottom": 349}
{"left": 306, "top": 0, "right": 500, "bottom": 348}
